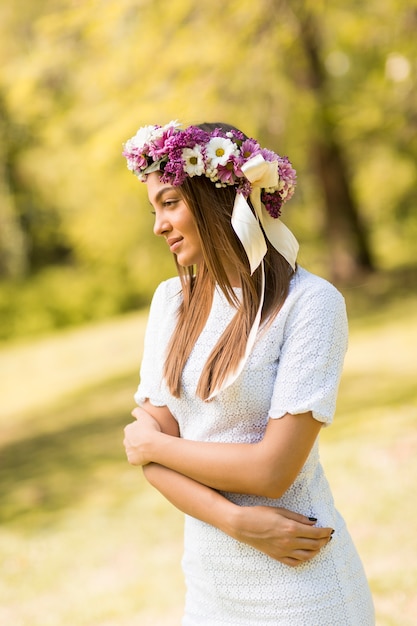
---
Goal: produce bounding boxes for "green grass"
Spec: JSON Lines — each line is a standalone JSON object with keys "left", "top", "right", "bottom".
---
{"left": 0, "top": 367, "right": 185, "bottom": 625}
{"left": 1, "top": 267, "right": 416, "bottom": 625}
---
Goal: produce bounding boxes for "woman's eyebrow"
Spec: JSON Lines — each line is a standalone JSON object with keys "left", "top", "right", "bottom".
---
{"left": 153, "top": 186, "right": 178, "bottom": 203}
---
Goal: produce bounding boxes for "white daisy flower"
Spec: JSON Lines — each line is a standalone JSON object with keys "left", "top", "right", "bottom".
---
{"left": 206, "top": 137, "right": 238, "bottom": 167}
{"left": 128, "top": 125, "right": 157, "bottom": 152}
{"left": 182, "top": 146, "right": 205, "bottom": 177}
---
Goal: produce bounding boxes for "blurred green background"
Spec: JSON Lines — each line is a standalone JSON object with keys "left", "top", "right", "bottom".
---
{"left": 0, "top": 1, "right": 416, "bottom": 624}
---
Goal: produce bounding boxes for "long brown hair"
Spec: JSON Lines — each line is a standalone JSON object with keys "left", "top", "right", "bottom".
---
{"left": 163, "top": 123, "right": 295, "bottom": 400}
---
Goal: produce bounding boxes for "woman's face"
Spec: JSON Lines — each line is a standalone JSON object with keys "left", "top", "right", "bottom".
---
{"left": 147, "top": 172, "right": 204, "bottom": 267}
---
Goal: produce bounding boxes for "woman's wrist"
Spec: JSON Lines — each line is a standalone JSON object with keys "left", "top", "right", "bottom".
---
{"left": 144, "top": 429, "right": 164, "bottom": 464}
{"left": 218, "top": 501, "right": 246, "bottom": 540}
{"left": 223, "top": 505, "right": 274, "bottom": 544}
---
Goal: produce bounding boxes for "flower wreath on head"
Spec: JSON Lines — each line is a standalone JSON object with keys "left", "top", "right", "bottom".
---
{"left": 122, "top": 120, "right": 296, "bottom": 219}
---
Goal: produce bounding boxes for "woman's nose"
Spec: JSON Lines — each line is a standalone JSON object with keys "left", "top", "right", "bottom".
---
{"left": 153, "top": 212, "right": 171, "bottom": 236}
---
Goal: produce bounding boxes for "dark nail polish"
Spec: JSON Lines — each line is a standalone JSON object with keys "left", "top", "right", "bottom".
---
{"left": 331, "top": 529, "right": 335, "bottom": 535}
{"left": 308, "top": 517, "right": 317, "bottom": 522}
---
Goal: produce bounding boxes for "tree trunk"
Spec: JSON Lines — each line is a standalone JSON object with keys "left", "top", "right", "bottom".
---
{"left": 0, "top": 97, "right": 28, "bottom": 279}
{"left": 313, "top": 135, "right": 374, "bottom": 281}
{"left": 293, "top": 4, "right": 375, "bottom": 280}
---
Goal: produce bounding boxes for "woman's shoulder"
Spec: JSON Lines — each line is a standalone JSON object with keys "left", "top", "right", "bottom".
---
{"left": 291, "top": 266, "right": 344, "bottom": 300}
{"left": 155, "top": 275, "right": 182, "bottom": 294}
{"left": 287, "top": 266, "right": 347, "bottom": 318}
{"left": 152, "top": 276, "right": 182, "bottom": 305}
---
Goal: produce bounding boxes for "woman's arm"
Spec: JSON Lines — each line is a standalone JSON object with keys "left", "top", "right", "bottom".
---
{"left": 125, "top": 401, "right": 333, "bottom": 566}
{"left": 125, "top": 407, "right": 322, "bottom": 499}
{"left": 142, "top": 462, "right": 333, "bottom": 567}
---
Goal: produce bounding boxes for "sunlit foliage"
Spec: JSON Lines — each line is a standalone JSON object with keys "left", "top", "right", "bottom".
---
{"left": 0, "top": 0, "right": 415, "bottom": 338}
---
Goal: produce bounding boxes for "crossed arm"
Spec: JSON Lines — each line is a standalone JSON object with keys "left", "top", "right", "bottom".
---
{"left": 124, "top": 400, "right": 333, "bottom": 566}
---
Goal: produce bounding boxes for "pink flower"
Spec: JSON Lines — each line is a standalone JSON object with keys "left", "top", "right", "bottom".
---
{"left": 217, "top": 161, "right": 237, "bottom": 184}
{"left": 240, "top": 139, "right": 261, "bottom": 160}
{"left": 149, "top": 127, "right": 178, "bottom": 159}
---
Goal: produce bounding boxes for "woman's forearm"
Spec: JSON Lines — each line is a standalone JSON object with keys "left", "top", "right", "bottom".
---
{"left": 147, "top": 434, "right": 267, "bottom": 495}
{"left": 142, "top": 412, "right": 321, "bottom": 498}
{"left": 142, "top": 463, "right": 237, "bottom": 536}
{"left": 142, "top": 463, "right": 333, "bottom": 566}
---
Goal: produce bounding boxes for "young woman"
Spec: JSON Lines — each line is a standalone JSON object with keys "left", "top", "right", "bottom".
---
{"left": 122, "top": 121, "right": 375, "bottom": 625}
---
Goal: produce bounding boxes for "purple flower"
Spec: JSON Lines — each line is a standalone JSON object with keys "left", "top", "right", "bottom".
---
{"left": 217, "top": 160, "right": 237, "bottom": 184}
{"left": 237, "top": 179, "right": 252, "bottom": 198}
{"left": 260, "top": 148, "right": 278, "bottom": 163}
{"left": 240, "top": 139, "right": 261, "bottom": 160}
{"left": 262, "top": 191, "right": 283, "bottom": 218}
{"left": 161, "top": 152, "right": 188, "bottom": 185}
{"left": 278, "top": 156, "right": 297, "bottom": 188}
{"left": 149, "top": 127, "right": 178, "bottom": 159}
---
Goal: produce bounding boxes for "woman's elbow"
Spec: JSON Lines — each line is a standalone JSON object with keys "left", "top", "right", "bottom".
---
{"left": 142, "top": 463, "right": 158, "bottom": 486}
{"left": 256, "top": 472, "right": 292, "bottom": 499}
{"left": 258, "top": 483, "right": 286, "bottom": 500}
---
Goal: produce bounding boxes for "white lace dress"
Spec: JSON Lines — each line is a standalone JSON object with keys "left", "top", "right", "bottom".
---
{"left": 135, "top": 267, "right": 375, "bottom": 625}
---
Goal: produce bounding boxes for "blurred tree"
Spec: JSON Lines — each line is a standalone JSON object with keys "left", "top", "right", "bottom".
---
{"left": 0, "top": 92, "right": 28, "bottom": 278}
{"left": 0, "top": 1, "right": 74, "bottom": 278}
{"left": 283, "top": 1, "right": 375, "bottom": 280}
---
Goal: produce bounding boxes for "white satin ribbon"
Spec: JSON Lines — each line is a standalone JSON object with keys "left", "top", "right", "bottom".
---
{"left": 209, "top": 154, "right": 298, "bottom": 399}
{"left": 231, "top": 153, "right": 299, "bottom": 272}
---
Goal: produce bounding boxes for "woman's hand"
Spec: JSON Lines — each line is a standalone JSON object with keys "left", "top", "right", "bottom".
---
{"left": 230, "top": 505, "right": 333, "bottom": 567}
{"left": 123, "top": 408, "right": 162, "bottom": 466}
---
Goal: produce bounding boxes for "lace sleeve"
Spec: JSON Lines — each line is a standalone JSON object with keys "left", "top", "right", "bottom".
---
{"left": 134, "top": 279, "right": 179, "bottom": 407}
{"left": 268, "top": 280, "right": 348, "bottom": 424}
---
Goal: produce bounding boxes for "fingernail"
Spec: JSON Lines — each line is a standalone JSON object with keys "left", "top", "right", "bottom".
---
{"left": 331, "top": 529, "right": 335, "bottom": 535}
{"left": 308, "top": 517, "right": 317, "bottom": 522}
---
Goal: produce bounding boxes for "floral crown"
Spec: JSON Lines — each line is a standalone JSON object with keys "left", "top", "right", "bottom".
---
{"left": 122, "top": 121, "right": 296, "bottom": 219}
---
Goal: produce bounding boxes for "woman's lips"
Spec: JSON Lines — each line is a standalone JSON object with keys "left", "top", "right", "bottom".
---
{"left": 167, "top": 237, "right": 183, "bottom": 252}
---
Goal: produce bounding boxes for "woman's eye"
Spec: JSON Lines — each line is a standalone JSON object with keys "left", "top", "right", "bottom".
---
{"left": 163, "top": 199, "right": 178, "bottom": 208}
